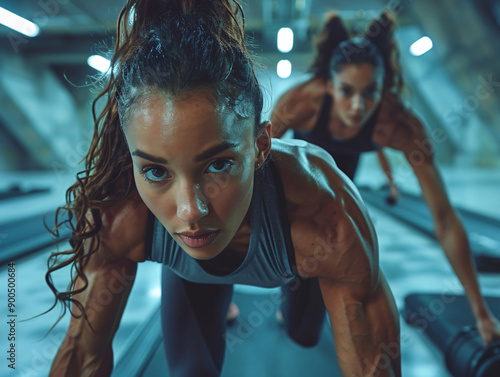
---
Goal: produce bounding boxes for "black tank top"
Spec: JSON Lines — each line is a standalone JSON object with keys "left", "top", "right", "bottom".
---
{"left": 293, "top": 94, "right": 380, "bottom": 179}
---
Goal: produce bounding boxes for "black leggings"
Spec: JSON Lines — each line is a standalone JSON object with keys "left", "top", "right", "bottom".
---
{"left": 160, "top": 266, "right": 326, "bottom": 377}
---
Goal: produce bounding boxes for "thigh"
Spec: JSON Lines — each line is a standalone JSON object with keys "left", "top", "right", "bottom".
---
{"left": 160, "top": 265, "right": 233, "bottom": 377}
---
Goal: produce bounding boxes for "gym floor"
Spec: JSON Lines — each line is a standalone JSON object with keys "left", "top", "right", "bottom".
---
{"left": 1, "top": 151, "right": 499, "bottom": 377}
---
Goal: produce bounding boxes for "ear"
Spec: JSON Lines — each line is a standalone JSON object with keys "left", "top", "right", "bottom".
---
{"left": 254, "top": 121, "right": 272, "bottom": 169}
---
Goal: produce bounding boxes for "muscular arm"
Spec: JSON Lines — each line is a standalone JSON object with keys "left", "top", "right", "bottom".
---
{"left": 278, "top": 143, "right": 401, "bottom": 376}
{"left": 409, "top": 154, "right": 500, "bottom": 343}
{"left": 49, "top": 256, "right": 137, "bottom": 377}
{"left": 270, "top": 78, "right": 327, "bottom": 138}
{"left": 50, "top": 191, "right": 149, "bottom": 376}
{"left": 320, "top": 274, "right": 400, "bottom": 376}
{"left": 317, "top": 194, "right": 400, "bottom": 376}
{"left": 376, "top": 97, "right": 500, "bottom": 343}
{"left": 377, "top": 101, "right": 500, "bottom": 344}
{"left": 376, "top": 148, "right": 398, "bottom": 204}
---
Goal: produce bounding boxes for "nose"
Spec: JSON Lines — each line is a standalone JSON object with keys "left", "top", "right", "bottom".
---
{"left": 351, "top": 94, "right": 365, "bottom": 112}
{"left": 176, "top": 183, "right": 209, "bottom": 224}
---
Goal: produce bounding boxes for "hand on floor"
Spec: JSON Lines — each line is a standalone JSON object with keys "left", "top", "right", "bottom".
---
{"left": 477, "top": 314, "right": 500, "bottom": 345}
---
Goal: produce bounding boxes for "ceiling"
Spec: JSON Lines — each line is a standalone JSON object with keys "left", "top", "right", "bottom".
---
{"left": 0, "top": 0, "right": 393, "bottom": 63}
{"left": 1, "top": 0, "right": 500, "bottom": 170}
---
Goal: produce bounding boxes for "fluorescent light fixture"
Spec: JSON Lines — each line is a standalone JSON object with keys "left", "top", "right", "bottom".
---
{"left": 277, "top": 59, "right": 292, "bottom": 79}
{"left": 87, "top": 55, "right": 111, "bottom": 73}
{"left": 410, "top": 36, "right": 433, "bottom": 56}
{"left": 0, "top": 7, "right": 39, "bottom": 37}
{"left": 277, "top": 27, "right": 294, "bottom": 53}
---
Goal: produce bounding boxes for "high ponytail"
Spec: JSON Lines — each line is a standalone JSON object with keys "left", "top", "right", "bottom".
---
{"left": 364, "top": 10, "right": 403, "bottom": 94}
{"left": 309, "top": 12, "right": 350, "bottom": 79}
{"left": 45, "top": 0, "right": 262, "bottom": 327}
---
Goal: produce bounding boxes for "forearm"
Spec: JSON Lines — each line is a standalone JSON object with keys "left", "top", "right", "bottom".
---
{"left": 323, "top": 275, "right": 401, "bottom": 377}
{"left": 436, "top": 213, "right": 491, "bottom": 319}
{"left": 50, "top": 338, "right": 113, "bottom": 377}
{"left": 50, "top": 259, "right": 137, "bottom": 376}
{"left": 377, "top": 150, "right": 395, "bottom": 187}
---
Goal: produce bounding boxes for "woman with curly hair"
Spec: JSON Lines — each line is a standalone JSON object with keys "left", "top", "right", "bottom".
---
{"left": 271, "top": 10, "right": 500, "bottom": 345}
{"left": 46, "top": 1, "right": 402, "bottom": 376}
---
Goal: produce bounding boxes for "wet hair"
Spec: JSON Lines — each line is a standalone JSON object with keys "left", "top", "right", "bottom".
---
{"left": 45, "top": 0, "right": 263, "bottom": 328}
{"left": 310, "top": 10, "right": 404, "bottom": 94}
{"left": 117, "top": 1, "right": 263, "bottom": 128}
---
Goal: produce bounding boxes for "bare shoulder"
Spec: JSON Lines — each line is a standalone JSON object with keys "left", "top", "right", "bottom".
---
{"left": 276, "top": 77, "right": 327, "bottom": 103}
{"left": 270, "top": 138, "right": 363, "bottom": 212}
{"left": 271, "top": 139, "right": 378, "bottom": 284}
{"left": 374, "top": 94, "right": 432, "bottom": 162}
{"left": 93, "top": 189, "right": 150, "bottom": 263}
{"left": 271, "top": 77, "right": 328, "bottom": 136}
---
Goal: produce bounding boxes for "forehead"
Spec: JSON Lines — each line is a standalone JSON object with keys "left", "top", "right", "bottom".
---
{"left": 125, "top": 92, "right": 252, "bottom": 146}
{"left": 333, "top": 63, "right": 381, "bottom": 86}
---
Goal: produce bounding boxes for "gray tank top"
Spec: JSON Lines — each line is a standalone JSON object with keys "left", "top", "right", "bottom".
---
{"left": 146, "top": 156, "right": 297, "bottom": 287}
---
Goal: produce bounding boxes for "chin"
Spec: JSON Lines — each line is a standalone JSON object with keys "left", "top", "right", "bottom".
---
{"left": 182, "top": 244, "right": 222, "bottom": 260}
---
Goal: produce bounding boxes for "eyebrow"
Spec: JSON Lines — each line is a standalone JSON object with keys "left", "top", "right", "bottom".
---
{"left": 194, "top": 141, "right": 239, "bottom": 162}
{"left": 340, "top": 81, "right": 378, "bottom": 88}
{"left": 132, "top": 150, "right": 167, "bottom": 163}
{"left": 131, "top": 141, "right": 239, "bottom": 164}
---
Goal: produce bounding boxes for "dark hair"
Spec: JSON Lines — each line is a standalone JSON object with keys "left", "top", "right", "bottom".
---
{"left": 310, "top": 9, "right": 404, "bottom": 94}
{"left": 309, "top": 12, "right": 350, "bottom": 79}
{"left": 45, "top": 0, "right": 262, "bottom": 328}
{"left": 117, "top": 1, "right": 263, "bottom": 128}
{"left": 364, "top": 10, "right": 403, "bottom": 94}
{"left": 330, "top": 37, "right": 384, "bottom": 77}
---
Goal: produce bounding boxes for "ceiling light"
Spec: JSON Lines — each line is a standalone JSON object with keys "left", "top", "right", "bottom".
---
{"left": 277, "top": 27, "right": 294, "bottom": 53}
{"left": 410, "top": 36, "right": 433, "bottom": 56}
{"left": 0, "top": 7, "right": 39, "bottom": 37}
{"left": 277, "top": 60, "right": 292, "bottom": 79}
{"left": 87, "top": 55, "right": 111, "bottom": 73}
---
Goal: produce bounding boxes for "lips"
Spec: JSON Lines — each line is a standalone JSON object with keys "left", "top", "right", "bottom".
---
{"left": 350, "top": 114, "right": 363, "bottom": 123}
{"left": 176, "top": 230, "right": 220, "bottom": 248}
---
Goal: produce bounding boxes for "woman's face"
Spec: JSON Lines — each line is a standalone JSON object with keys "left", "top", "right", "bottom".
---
{"left": 123, "top": 92, "right": 268, "bottom": 260}
{"left": 331, "top": 63, "right": 383, "bottom": 129}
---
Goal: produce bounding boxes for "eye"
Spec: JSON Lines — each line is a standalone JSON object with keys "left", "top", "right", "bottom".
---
{"left": 363, "top": 88, "right": 377, "bottom": 99}
{"left": 207, "top": 159, "right": 233, "bottom": 174}
{"left": 340, "top": 87, "right": 352, "bottom": 97}
{"left": 365, "top": 84, "right": 381, "bottom": 98}
{"left": 142, "top": 167, "right": 169, "bottom": 183}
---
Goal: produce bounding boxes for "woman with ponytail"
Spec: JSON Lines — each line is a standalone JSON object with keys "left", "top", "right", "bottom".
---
{"left": 47, "top": 1, "right": 403, "bottom": 376}
{"left": 47, "top": 0, "right": 406, "bottom": 377}
{"left": 271, "top": 10, "right": 500, "bottom": 345}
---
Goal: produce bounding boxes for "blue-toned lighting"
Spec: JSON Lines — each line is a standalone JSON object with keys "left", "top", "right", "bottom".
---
{"left": 277, "top": 59, "right": 292, "bottom": 79}
{"left": 0, "top": 7, "right": 39, "bottom": 37}
{"left": 149, "top": 286, "right": 161, "bottom": 299}
{"left": 410, "top": 36, "right": 433, "bottom": 56}
{"left": 277, "top": 27, "right": 294, "bottom": 53}
{"left": 87, "top": 55, "right": 111, "bottom": 73}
